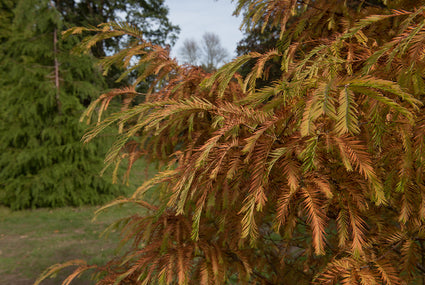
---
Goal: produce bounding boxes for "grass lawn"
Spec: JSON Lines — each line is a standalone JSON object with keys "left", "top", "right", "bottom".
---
{"left": 0, "top": 161, "right": 156, "bottom": 285}
{"left": 0, "top": 203, "right": 145, "bottom": 285}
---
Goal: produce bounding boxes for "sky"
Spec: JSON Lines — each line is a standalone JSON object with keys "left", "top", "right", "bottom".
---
{"left": 164, "top": 0, "right": 244, "bottom": 62}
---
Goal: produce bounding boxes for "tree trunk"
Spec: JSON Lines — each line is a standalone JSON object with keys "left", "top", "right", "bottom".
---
{"left": 50, "top": 0, "right": 61, "bottom": 114}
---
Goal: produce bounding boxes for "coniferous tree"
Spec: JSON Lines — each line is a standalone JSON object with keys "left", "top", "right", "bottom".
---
{"left": 0, "top": 0, "right": 120, "bottom": 209}
{"left": 0, "top": 0, "right": 14, "bottom": 44}
{"left": 38, "top": 0, "right": 425, "bottom": 284}
{"left": 0, "top": 0, "right": 179, "bottom": 210}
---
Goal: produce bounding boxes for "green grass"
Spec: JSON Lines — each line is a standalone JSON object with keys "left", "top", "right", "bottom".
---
{"left": 0, "top": 204, "right": 146, "bottom": 285}
{"left": 0, "top": 159, "right": 157, "bottom": 285}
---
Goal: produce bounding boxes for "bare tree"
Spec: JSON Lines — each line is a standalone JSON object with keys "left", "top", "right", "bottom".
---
{"left": 201, "top": 32, "right": 229, "bottom": 72}
{"left": 178, "top": 32, "right": 229, "bottom": 72}
{"left": 178, "top": 38, "right": 201, "bottom": 65}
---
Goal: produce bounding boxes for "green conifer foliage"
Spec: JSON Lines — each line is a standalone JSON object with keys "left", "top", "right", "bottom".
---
{"left": 0, "top": 0, "right": 14, "bottom": 44}
{"left": 0, "top": 0, "right": 120, "bottom": 210}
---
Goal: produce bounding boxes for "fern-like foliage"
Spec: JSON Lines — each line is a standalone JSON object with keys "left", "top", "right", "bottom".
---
{"left": 37, "top": 0, "right": 425, "bottom": 284}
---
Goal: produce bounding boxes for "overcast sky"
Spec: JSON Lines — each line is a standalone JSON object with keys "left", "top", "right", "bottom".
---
{"left": 165, "top": 0, "right": 244, "bottom": 62}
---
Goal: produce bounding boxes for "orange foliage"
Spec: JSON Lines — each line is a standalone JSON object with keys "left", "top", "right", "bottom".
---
{"left": 38, "top": 1, "right": 425, "bottom": 284}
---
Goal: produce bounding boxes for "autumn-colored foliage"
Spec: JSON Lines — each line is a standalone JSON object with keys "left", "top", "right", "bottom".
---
{"left": 38, "top": 0, "right": 425, "bottom": 284}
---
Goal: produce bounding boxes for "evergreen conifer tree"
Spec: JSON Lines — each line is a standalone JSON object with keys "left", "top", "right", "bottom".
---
{"left": 0, "top": 0, "right": 120, "bottom": 209}
{"left": 0, "top": 0, "right": 14, "bottom": 44}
